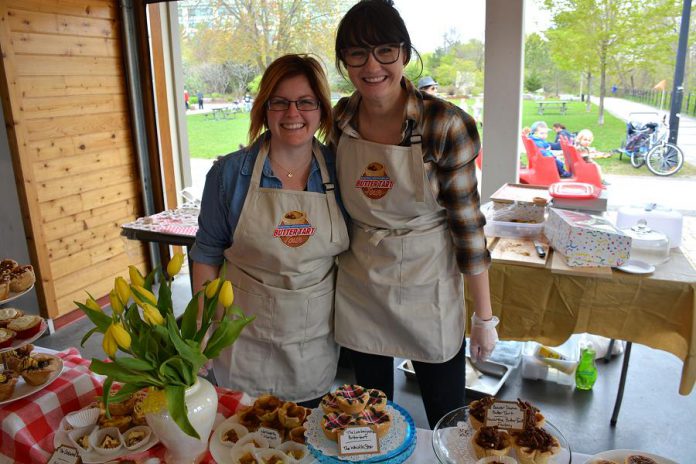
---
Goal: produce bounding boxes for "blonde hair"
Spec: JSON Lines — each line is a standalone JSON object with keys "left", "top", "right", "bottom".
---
{"left": 576, "top": 129, "right": 594, "bottom": 145}
{"left": 248, "top": 54, "right": 333, "bottom": 145}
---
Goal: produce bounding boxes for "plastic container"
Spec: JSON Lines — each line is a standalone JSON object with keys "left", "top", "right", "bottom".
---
{"left": 622, "top": 220, "right": 671, "bottom": 265}
{"left": 521, "top": 338, "right": 579, "bottom": 387}
{"left": 616, "top": 204, "right": 683, "bottom": 248}
{"left": 549, "top": 181, "right": 599, "bottom": 199}
{"left": 484, "top": 219, "right": 544, "bottom": 238}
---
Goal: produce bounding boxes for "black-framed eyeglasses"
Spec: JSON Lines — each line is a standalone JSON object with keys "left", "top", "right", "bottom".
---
{"left": 341, "top": 43, "right": 404, "bottom": 67}
{"left": 266, "top": 97, "right": 320, "bottom": 111}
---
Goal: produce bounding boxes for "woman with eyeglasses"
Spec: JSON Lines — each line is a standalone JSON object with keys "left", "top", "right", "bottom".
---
{"left": 332, "top": 0, "right": 498, "bottom": 428}
{"left": 190, "top": 54, "right": 348, "bottom": 405}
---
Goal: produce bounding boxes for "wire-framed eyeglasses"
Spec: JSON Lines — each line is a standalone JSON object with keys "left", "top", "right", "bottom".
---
{"left": 266, "top": 97, "right": 320, "bottom": 112}
{"left": 341, "top": 43, "right": 404, "bottom": 67}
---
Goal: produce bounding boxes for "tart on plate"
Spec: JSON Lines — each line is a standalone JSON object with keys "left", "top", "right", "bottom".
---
{"left": 0, "top": 371, "right": 18, "bottom": 401}
{"left": 468, "top": 396, "right": 496, "bottom": 431}
{"left": 0, "top": 328, "right": 16, "bottom": 349}
{"left": 625, "top": 456, "right": 658, "bottom": 464}
{"left": 20, "top": 353, "right": 61, "bottom": 386}
{"left": 0, "top": 308, "right": 23, "bottom": 328}
{"left": 2, "top": 344, "right": 34, "bottom": 371}
{"left": 513, "top": 426, "right": 561, "bottom": 464}
{"left": 9, "top": 265, "right": 35, "bottom": 293}
{"left": 0, "top": 276, "right": 10, "bottom": 301}
{"left": 471, "top": 425, "right": 513, "bottom": 459}
{"left": 6, "top": 315, "right": 42, "bottom": 339}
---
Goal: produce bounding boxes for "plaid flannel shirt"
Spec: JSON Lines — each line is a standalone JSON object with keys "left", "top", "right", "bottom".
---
{"left": 331, "top": 78, "right": 490, "bottom": 275}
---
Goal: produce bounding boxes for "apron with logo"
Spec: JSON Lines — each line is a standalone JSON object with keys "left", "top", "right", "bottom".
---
{"left": 335, "top": 129, "right": 465, "bottom": 362}
{"left": 215, "top": 140, "right": 349, "bottom": 401}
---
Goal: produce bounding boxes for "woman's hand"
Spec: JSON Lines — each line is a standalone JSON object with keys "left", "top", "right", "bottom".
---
{"left": 469, "top": 313, "right": 499, "bottom": 363}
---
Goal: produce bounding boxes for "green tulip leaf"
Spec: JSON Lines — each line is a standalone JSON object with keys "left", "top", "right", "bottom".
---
{"left": 180, "top": 290, "right": 203, "bottom": 339}
{"left": 74, "top": 301, "right": 111, "bottom": 332}
{"left": 115, "top": 357, "right": 154, "bottom": 371}
{"left": 101, "top": 377, "right": 114, "bottom": 418}
{"left": 108, "top": 382, "right": 144, "bottom": 404}
{"left": 90, "top": 359, "right": 163, "bottom": 387}
{"left": 166, "top": 315, "right": 207, "bottom": 371}
{"left": 80, "top": 327, "right": 100, "bottom": 347}
{"left": 165, "top": 385, "right": 199, "bottom": 439}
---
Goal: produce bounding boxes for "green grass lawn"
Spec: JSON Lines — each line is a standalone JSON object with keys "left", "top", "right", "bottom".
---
{"left": 187, "top": 100, "right": 695, "bottom": 176}
{"left": 187, "top": 112, "right": 250, "bottom": 159}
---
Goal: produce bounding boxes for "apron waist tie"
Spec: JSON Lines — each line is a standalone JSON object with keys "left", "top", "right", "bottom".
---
{"left": 366, "top": 228, "right": 391, "bottom": 246}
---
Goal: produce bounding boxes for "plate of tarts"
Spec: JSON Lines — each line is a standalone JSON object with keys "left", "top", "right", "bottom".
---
{"left": 583, "top": 449, "right": 678, "bottom": 464}
{"left": 0, "top": 314, "right": 47, "bottom": 353}
{"left": 0, "top": 352, "right": 63, "bottom": 405}
{"left": 0, "top": 284, "right": 34, "bottom": 306}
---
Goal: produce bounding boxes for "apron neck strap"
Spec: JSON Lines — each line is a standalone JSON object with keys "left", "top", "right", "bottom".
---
{"left": 408, "top": 121, "right": 425, "bottom": 203}
{"left": 312, "top": 140, "right": 343, "bottom": 244}
{"left": 249, "top": 137, "right": 271, "bottom": 189}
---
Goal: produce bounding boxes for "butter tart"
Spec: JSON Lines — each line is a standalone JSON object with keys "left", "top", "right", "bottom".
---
{"left": 0, "top": 328, "right": 16, "bottom": 349}
{"left": 334, "top": 384, "right": 369, "bottom": 414}
{"left": 320, "top": 392, "right": 341, "bottom": 414}
{"left": 513, "top": 426, "right": 561, "bottom": 464}
{"left": 0, "top": 276, "right": 9, "bottom": 301}
{"left": 2, "top": 344, "right": 33, "bottom": 371}
{"left": 253, "top": 394, "right": 283, "bottom": 422}
{"left": 321, "top": 412, "right": 356, "bottom": 441}
{"left": 288, "top": 425, "right": 306, "bottom": 444}
{"left": 468, "top": 396, "right": 496, "bottom": 431}
{"left": 7, "top": 315, "right": 42, "bottom": 339}
{"left": 9, "top": 265, "right": 35, "bottom": 293}
{"left": 356, "top": 407, "right": 391, "bottom": 438}
{"left": 625, "top": 456, "right": 658, "bottom": 464}
{"left": 277, "top": 401, "right": 307, "bottom": 429}
{"left": 0, "top": 259, "right": 18, "bottom": 275}
{"left": 0, "top": 308, "right": 23, "bottom": 328}
{"left": 20, "top": 353, "right": 60, "bottom": 386}
{"left": 0, "top": 371, "right": 18, "bottom": 401}
{"left": 366, "top": 388, "right": 388, "bottom": 411}
{"left": 471, "top": 425, "right": 513, "bottom": 459}
{"left": 517, "top": 398, "right": 546, "bottom": 429}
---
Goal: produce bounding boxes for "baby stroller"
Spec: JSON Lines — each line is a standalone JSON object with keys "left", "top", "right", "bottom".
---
{"left": 616, "top": 113, "right": 684, "bottom": 176}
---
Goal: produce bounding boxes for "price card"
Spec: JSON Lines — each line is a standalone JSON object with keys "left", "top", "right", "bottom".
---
{"left": 257, "top": 427, "right": 282, "bottom": 447}
{"left": 338, "top": 426, "right": 380, "bottom": 456}
{"left": 47, "top": 445, "right": 81, "bottom": 464}
{"left": 484, "top": 400, "right": 526, "bottom": 432}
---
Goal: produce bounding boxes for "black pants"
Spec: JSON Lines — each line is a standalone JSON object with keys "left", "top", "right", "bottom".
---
{"left": 346, "top": 339, "right": 467, "bottom": 429}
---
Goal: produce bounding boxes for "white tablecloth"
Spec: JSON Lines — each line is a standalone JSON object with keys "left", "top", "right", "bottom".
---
{"left": 410, "top": 429, "right": 591, "bottom": 463}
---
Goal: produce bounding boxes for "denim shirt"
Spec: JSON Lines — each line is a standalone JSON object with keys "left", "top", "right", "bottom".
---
{"left": 190, "top": 135, "right": 345, "bottom": 266}
{"left": 529, "top": 134, "right": 553, "bottom": 157}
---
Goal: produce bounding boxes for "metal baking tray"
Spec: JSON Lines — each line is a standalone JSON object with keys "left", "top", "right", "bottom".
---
{"left": 397, "top": 356, "right": 512, "bottom": 397}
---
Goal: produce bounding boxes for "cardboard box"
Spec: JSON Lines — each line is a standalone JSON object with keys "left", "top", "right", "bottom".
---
{"left": 544, "top": 208, "right": 631, "bottom": 267}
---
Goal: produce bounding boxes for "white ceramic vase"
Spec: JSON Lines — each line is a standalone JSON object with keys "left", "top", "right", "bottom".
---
{"left": 145, "top": 377, "right": 217, "bottom": 464}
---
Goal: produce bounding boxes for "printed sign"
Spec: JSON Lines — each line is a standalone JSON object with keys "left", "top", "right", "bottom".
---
{"left": 484, "top": 400, "right": 526, "bottom": 431}
{"left": 257, "top": 427, "right": 282, "bottom": 447}
{"left": 47, "top": 445, "right": 81, "bottom": 464}
{"left": 338, "top": 426, "right": 380, "bottom": 456}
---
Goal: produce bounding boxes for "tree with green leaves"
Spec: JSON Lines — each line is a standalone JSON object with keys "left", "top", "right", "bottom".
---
{"left": 545, "top": 0, "right": 680, "bottom": 125}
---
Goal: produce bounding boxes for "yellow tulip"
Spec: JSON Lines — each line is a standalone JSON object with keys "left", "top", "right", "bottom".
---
{"left": 219, "top": 281, "right": 234, "bottom": 308}
{"left": 167, "top": 252, "right": 185, "bottom": 278}
{"left": 132, "top": 285, "right": 157, "bottom": 307}
{"left": 143, "top": 303, "right": 165, "bottom": 326}
{"left": 115, "top": 277, "right": 131, "bottom": 305}
{"left": 128, "top": 265, "right": 145, "bottom": 287}
{"left": 205, "top": 278, "right": 221, "bottom": 299}
{"left": 85, "top": 297, "right": 101, "bottom": 312}
{"left": 110, "top": 322, "right": 132, "bottom": 349}
{"left": 102, "top": 329, "right": 117, "bottom": 357}
{"left": 109, "top": 290, "right": 124, "bottom": 315}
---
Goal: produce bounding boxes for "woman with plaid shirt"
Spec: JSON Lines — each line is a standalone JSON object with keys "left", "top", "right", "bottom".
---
{"left": 331, "top": 0, "right": 499, "bottom": 428}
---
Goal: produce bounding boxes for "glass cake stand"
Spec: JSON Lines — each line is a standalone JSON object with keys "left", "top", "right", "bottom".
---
{"left": 432, "top": 406, "right": 571, "bottom": 464}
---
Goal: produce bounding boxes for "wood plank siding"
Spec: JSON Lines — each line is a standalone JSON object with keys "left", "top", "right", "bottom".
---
{"left": 0, "top": 0, "right": 148, "bottom": 319}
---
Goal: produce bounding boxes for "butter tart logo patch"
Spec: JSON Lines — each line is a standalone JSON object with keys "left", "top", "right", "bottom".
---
{"left": 273, "top": 210, "right": 316, "bottom": 247}
{"left": 355, "top": 162, "right": 394, "bottom": 199}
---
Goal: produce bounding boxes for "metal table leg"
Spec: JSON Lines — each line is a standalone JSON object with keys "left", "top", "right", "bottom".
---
{"left": 610, "top": 341, "right": 632, "bottom": 426}
{"left": 604, "top": 339, "right": 616, "bottom": 363}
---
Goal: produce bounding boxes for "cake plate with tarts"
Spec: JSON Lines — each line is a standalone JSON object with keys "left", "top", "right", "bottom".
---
{"left": 432, "top": 406, "right": 571, "bottom": 464}
{"left": 305, "top": 401, "right": 416, "bottom": 464}
{"left": 0, "top": 349, "right": 63, "bottom": 406}
{"left": 583, "top": 449, "right": 677, "bottom": 464}
{"left": 0, "top": 284, "right": 34, "bottom": 306}
{"left": 0, "top": 317, "right": 48, "bottom": 353}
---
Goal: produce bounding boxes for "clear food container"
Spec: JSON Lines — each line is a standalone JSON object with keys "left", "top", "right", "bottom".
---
{"left": 622, "top": 220, "right": 671, "bottom": 265}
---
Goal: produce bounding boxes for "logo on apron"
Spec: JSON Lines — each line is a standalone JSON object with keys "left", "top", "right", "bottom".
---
{"left": 273, "top": 210, "right": 316, "bottom": 247}
{"left": 355, "top": 162, "right": 394, "bottom": 199}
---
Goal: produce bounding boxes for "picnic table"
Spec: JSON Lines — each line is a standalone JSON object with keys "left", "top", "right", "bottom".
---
{"left": 206, "top": 106, "right": 239, "bottom": 120}
{"left": 537, "top": 100, "right": 568, "bottom": 115}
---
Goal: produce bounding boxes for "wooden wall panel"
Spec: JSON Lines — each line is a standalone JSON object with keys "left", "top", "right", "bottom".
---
{"left": 0, "top": 0, "right": 148, "bottom": 319}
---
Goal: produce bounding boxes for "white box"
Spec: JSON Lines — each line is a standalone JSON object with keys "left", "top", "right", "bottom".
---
{"left": 521, "top": 339, "right": 579, "bottom": 387}
{"left": 544, "top": 208, "right": 631, "bottom": 267}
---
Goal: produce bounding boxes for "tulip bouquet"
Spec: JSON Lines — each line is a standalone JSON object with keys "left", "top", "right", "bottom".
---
{"left": 76, "top": 252, "right": 254, "bottom": 438}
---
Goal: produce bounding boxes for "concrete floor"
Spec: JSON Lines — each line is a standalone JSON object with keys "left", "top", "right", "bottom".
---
{"left": 34, "top": 269, "right": 695, "bottom": 463}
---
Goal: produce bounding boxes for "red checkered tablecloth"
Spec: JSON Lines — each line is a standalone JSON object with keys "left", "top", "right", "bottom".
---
{"left": 0, "top": 348, "right": 247, "bottom": 464}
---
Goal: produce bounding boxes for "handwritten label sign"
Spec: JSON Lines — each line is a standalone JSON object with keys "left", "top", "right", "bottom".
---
{"left": 47, "top": 445, "right": 82, "bottom": 464}
{"left": 338, "top": 426, "right": 380, "bottom": 456}
{"left": 484, "top": 400, "right": 526, "bottom": 431}
{"left": 257, "top": 427, "right": 282, "bottom": 447}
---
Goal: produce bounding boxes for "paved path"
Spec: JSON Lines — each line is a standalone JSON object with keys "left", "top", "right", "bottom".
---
{"left": 590, "top": 96, "right": 696, "bottom": 167}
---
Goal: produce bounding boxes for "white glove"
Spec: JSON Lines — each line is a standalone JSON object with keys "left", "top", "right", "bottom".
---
{"left": 470, "top": 313, "right": 499, "bottom": 363}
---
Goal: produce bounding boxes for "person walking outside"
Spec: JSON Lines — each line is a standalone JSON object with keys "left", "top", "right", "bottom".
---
{"left": 331, "top": 0, "right": 499, "bottom": 429}
{"left": 184, "top": 88, "right": 190, "bottom": 110}
{"left": 197, "top": 90, "right": 204, "bottom": 110}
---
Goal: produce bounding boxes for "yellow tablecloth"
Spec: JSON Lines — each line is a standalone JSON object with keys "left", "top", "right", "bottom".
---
{"left": 467, "top": 248, "right": 696, "bottom": 395}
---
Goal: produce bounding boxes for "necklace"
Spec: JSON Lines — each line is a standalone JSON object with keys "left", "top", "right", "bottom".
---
{"left": 270, "top": 156, "right": 311, "bottom": 178}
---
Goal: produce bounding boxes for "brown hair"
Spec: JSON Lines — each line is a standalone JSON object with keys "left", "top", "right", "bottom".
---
{"left": 334, "top": 0, "right": 419, "bottom": 78}
{"left": 248, "top": 54, "right": 333, "bottom": 145}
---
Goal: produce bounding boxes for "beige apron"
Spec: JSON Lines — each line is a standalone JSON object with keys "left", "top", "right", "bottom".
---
{"left": 335, "top": 130, "right": 465, "bottom": 362}
{"left": 215, "top": 140, "right": 349, "bottom": 401}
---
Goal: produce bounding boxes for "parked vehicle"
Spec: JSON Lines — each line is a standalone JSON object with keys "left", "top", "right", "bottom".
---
{"left": 615, "top": 112, "right": 684, "bottom": 176}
